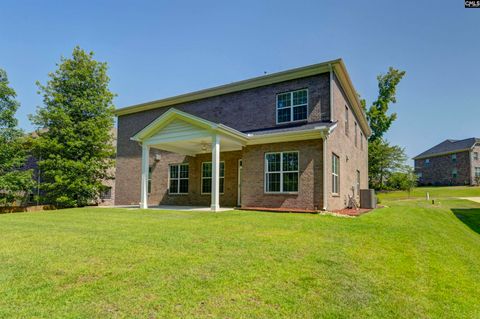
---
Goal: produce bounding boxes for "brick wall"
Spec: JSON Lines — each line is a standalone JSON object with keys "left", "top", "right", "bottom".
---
{"left": 326, "top": 74, "right": 369, "bottom": 210}
{"left": 241, "top": 140, "right": 323, "bottom": 211}
{"left": 115, "top": 74, "right": 330, "bottom": 206}
{"left": 471, "top": 145, "right": 480, "bottom": 185}
{"left": 415, "top": 151, "right": 471, "bottom": 186}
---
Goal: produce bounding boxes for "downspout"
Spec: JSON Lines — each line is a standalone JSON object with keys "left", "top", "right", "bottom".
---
{"left": 323, "top": 133, "right": 328, "bottom": 211}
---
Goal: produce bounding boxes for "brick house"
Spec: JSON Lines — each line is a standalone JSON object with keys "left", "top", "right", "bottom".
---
{"left": 414, "top": 138, "right": 480, "bottom": 186}
{"left": 114, "top": 59, "right": 371, "bottom": 211}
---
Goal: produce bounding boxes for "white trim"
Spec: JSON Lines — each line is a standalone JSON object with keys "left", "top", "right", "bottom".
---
{"left": 201, "top": 161, "right": 225, "bottom": 195}
{"left": 329, "top": 64, "right": 334, "bottom": 121}
{"left": 264, "top": 151, "right": 299, "bottom": 194}
{"left": 211, "top": 135, "right": 221, "bottom": 211}
{"left": 275, "top": 88, "right": 309, "bottom": 124}
{"left": 322, "top": 137, "right": 328, "bottom": 210}
{"left": 237, "top": 159, "right": 242, "bottom": 207}
{"left": 332, "top": 153, "right": 340, "bottom": 195}
{"left": 168, "top": 163, "right": 189, "bottom": 195}
{"left": 140, "top": 145, "right": 150, "bottom": 209}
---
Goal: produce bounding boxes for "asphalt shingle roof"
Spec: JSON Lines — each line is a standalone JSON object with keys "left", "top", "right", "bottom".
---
{"left": 414, "top": 138, "right": 480, "bottom": 159}
{"left": 243, "top": 121, "right": 336, "bottom": 136}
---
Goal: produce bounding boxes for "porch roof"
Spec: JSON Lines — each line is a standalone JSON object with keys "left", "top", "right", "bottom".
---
{"left": 131, "top": 108, "right": 335, "bottom": 156}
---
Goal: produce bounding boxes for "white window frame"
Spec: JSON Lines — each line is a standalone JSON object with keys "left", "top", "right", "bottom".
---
{"left": 356, "top": 170, "right": 360, "bottom": 197}
{"left": 425, "top": 159, "right": 430, "bottom": 166}
{"left": 276, "top": 89, "right": 308, "bottom": 124}
{"left": 201, "top": 161, "right": 225, "bottom": 195}
{"left": 474, "top": 152, "right": 479, "bottom": 161}
{"left": 345, "top": 106, "right": 349, "bottom": 136}
{"left": 264, "top": 151, "right": 299, "bottom": 194}
{"left": 168, "top": 163, "right": 189, "bottom": 195}
{"left": 452, "top": 154, "right": 457, "bottom": 162}
{"left": 475, "top": 167, "right": 480, "bottom": 177}
{"left": 332, "top": 153, "right": 340, "bottom": 195}
{"left": 148, "top": 166, "right": 153, "bottom": 194}
{"left": 452, "top": 168, "right": 458, "bottom": 178}
{"left": 354, "top": 122, "right": 358, "bottom": 147}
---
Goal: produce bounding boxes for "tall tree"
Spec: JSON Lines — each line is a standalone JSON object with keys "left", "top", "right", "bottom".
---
{"left": 361, "top": 67, "right": 407, "bottom": 189}
{"left": 362, "top": 67, "right": 406, "bottom": 142}
{"left": 30, "top": 47, "right": 115, "bottom": 207}
{"left": 0, "top": 68, "right": 33, "bottom": 206}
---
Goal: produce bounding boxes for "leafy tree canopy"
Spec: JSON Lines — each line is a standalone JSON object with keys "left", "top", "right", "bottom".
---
{"left": 30, "top": 47, "right": 115, "bottom": 207}
{"left": 362, "top": 67, "right": 406, "bottom": 142}
{"left": 0, "top": 68, "right": 33, "bottom": 206}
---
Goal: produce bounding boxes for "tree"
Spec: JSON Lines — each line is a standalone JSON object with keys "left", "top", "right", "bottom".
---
{"left": 30, "top": 47, "right": 115, "bottom": 207}
{"left": 386, "top": 167, "right": 418, "bottom": 195}
{"left": 368, "top": 139, "right": 407, "bottom": 190}
{"left": 360, "top": 67, "right": 406, "bottom": 190}
{"left": 362, "top": 67, "right": 406, "bottom": 142}
{"left": 0, "top": 68, "right": 34, "bottom": 206}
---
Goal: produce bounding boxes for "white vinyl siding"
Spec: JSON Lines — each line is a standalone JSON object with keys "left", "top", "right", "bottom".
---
{"left": 276, "top": 89, "right": 308, "bottom": 124}
{"left": 265, "top": 151, "right": 299, "bottom": 193}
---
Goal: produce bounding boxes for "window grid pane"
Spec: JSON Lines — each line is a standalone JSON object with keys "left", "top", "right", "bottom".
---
{"left": 277, "top": 90, "right": 307, "bottom": 123}
{"left": 202, "top": 162, "right": 225, "bottom": 193}
{"left": 169, "top": 164, "right": 188, "bottom": 194}
{"left": 265, "top": 152, "right": 299, "bottom": 193}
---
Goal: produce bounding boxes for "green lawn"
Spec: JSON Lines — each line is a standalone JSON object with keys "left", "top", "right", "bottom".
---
{"left": 377, "top": 185, "right": 480, "bottom": 201}
{"left": 1, "top": 198, "right": 480, "bottom": 318}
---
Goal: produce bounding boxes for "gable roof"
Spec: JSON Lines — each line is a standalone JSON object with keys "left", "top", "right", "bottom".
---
{"left": 115, "top": 59, "right": 371, "bottom": 136}
{"left": 413, "top": 138, "right": 480, "bottom": 159}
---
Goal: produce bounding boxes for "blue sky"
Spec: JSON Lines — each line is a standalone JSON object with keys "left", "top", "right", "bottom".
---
{"left": 0, "top": 0, "right": 478, "bottom": 160}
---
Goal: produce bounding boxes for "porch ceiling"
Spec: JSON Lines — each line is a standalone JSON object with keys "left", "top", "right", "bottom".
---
{"left": 149, "top": 135, "right": 244, "bottom": 156}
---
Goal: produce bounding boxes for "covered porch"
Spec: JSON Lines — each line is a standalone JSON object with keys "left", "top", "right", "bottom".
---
{"left": 131, "top": 109, "right": 248, "bottom": 212}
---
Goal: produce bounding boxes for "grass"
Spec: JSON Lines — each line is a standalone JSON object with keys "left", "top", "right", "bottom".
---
{"left": 1, "top": 196, "right": 480, "bottom": 317}
{"left": 377, "top": 185, "right": 480, "bottom": 201}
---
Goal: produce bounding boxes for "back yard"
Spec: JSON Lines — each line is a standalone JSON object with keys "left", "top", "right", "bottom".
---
{"left": 1, "top": 187, "right": 480, "bottom": 318}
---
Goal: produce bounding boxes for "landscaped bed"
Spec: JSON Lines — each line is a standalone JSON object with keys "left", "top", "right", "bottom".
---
{"left": 1, "top": 195, "right": 480, "bottom": 318}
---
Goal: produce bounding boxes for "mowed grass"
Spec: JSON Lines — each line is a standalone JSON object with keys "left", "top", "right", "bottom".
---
{"left": 1, "top": 200, "right": 480, "bottom": 318}
{"left": 378, "top": 185, "right": 480, "bottom": 201}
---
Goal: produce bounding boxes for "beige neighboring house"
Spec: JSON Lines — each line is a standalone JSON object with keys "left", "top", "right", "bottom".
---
{"left": 113, "top": 59, "right": 371, "bottom": 211}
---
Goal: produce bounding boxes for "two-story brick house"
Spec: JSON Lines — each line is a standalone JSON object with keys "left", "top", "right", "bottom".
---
{"left": 414, "top": 138, "right": 480, "bottom": 186}
{"left": 114, "top": 59, "right": 371, "bottom": 211}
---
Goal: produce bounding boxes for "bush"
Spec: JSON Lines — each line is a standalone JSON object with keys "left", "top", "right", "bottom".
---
{"left": 386, "top": 170, "right": 418, "bottom": 193}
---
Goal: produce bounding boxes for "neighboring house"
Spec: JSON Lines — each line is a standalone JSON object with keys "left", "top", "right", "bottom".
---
{"left": 114, "top": 59, "right": 371, "bottom": 211}
{"left": 414, "top": 138, "right": 480, "bottom": 186}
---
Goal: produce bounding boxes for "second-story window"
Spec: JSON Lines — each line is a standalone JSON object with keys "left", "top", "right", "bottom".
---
{"left": 345, "top": 106, "right": 349, "bottom": 135}
{"left": 452, "top": 154, "right": 457, "bottom": 163}
{"left": 360, "top": 132, "right": 364, "bottom": 150}
{"left": 354, "top": 122, "right": 358, "bottom": 147}
{"left": 474, "top": 152, "right": 479, "bottom": 161}
{"left": 276, "top": 89, "right": 308, "bottom": 124}
{"left": 425, "top": 159, "right": 430, "bottom": 166}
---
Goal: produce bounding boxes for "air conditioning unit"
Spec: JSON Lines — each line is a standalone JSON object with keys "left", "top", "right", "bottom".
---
{"left": 360, "top": 189, "right": 377, "bottom": 209}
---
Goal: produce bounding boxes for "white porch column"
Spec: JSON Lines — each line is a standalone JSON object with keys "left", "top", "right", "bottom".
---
{"left": 211, "top": 134, "right": 221, "bottom": 212}
{"left": 140, "top": 144, "right": 150, "bottom": 209}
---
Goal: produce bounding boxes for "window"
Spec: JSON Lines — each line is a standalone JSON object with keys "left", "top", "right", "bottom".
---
{"left": 265, "top": 152, "right": 299, "bottom": 193}
{"left": 360, "top": 132, "right": 364, "bottom": 150}
{"left": 100, "top": 187, "right": 112, "bottom": 200}
{"left": 416, "top": 172, "right": 423, "bottom": 178}
{"left": 425, "top": 159, "right": 430, "bottom": 166}
{"left": 332, "top": 154, "right": 340, "bottom": 194}
{"left": 276, "top": 89, "right": 308, "bottom": 123}
{"left": 148, "top": 166, "right": 153, "bottom": 194}
{"left": 474, "top": 152, "right": 479, "bottom": 161}
{"left": 169, "top": 164, "right": 189, "bottom": 194}
{"left": 345, "top": 106, "right": 349, "bottom": 135}
{"left": 452, "top": 154, "right": 457, "bottom": 163}
{"left": 202, "top": 162, "right": 225, "bottom": 194}
{"left": 475, "top": 167, "right": 480, "bottom": 177}
{"left": 356, "top": 170, "right": 360, "bottom": 196}
{"left": 354, "top": 122, "right": 358, "bottom": 147}
{"left": 452, "top": 168, "right": 458, "bottom": 179}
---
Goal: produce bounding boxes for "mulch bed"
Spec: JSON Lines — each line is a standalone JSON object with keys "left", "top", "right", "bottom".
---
{"left": 332, "top": 208, "right": 373, "bottom": 216}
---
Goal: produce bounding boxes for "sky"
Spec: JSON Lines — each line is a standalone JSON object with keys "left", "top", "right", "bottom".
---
{"left": 0, "top": 0, "right": 479, "bottom": 160}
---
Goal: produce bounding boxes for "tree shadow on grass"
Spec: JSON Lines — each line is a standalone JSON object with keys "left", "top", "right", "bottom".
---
{"left": 452, "top": 208, "right": 480, "bottom": 234}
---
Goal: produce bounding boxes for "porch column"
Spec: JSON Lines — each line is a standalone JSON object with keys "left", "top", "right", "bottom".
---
{"left": 211, "top": 134, "right": 220, "bottom": 212}
{"left": 140, "top": 144, "right": 150, "bottom": 209}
